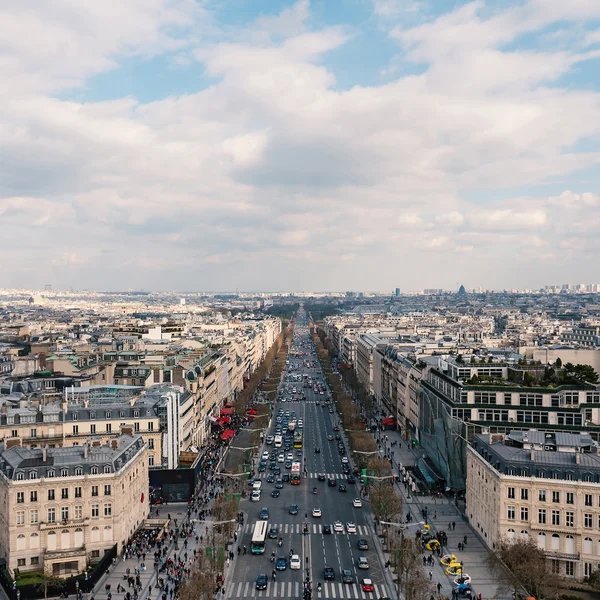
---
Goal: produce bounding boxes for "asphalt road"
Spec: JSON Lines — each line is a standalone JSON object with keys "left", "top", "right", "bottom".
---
{"left": 225, "top": 314, "right": 390, "bottom": 600}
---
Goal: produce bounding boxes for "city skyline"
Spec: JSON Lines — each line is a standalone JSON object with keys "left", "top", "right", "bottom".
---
{"left": 2, "top": 0, "right": 600, "bottom": 291}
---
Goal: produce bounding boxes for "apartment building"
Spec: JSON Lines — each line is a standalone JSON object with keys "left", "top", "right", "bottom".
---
{"left": 467, "top": 430, "right": 600, "bottom": 581}
{"left": 0, "top": 435, "right": 148, "bottom": 577}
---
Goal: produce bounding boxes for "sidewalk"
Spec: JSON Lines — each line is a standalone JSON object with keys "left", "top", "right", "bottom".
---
{"left": 375, "top": 427, "right": 507, "bottom": 600}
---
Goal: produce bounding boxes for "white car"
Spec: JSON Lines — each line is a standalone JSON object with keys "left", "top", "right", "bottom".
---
{"left": 286, "top": 453, "right": 294, "bottom": 461}
{"left": 266, "top": 436, "right": 274, "bottom": 445}
{"left": 251, "top": 490, "right": 261, "bottom": 502}
{"left": 346, "top": 522, "right": 357, "bottom": 534}
{"left": 341, "top": 456, "right": 349, "bottom": 464}
{"left": 353, "top": 498, "right": 362, "bottom": 508}
{"left": 312, "top": 508, "right": 322, "bottom": 518}
{"left": 290, "top": 554, "right": 301, "bottom": 570}
{"left": 333, "top": 521, "right": 344, "bottom": 533}
{"left": 262, "top": 452, "right": 270, "bottom": 460}
{"left": 277, "top": 454, "right": 285, "bottom": 463}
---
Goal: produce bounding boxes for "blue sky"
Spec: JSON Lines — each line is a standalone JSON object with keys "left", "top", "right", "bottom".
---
{"left": 2, "top": 0, "right": 600, "bottom": 292}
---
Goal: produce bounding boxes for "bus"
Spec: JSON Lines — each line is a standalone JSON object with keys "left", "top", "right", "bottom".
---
{"left": 290, "top": 461, "right": 301, "bottom": 485}
{"left": 293, "top": 431, "right": 303, "bottom": 448}
{"left": 274, "top": 435, "right": 283, "bottom": 448}
{"left": 251, "top": 520, "right": 269, "bottom": 554}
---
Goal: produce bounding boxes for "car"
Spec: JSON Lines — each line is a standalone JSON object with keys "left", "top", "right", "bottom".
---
{"left": 286, "top": 453, "right": 294, "bottom": 461}
{"left": 357, "top": 557, "right": 369, "bottom": 569}
{"left": 328, "top": 478, "right": 337, "bottom": 487}
{"left": 271, "top": 489, "right": 280, "bottom": 498}
{"left": 251, "top": 490, "right": 261, "bottom": 502}
{"left": 314, "top": 447, "right": 321, "bottom": 453}
{"left": 296, "top": 449, "right": 303, "bottom": 457}
{"left": 256, "top": 574, "right": 268, "bottom": 590}
{"left": 338, "top": 485, "right": 347, "bottom": 492}
{"left": 333, "top": 521, "right": 344, "bottom": 533}
{"left": 353, "top": 498, "right": 362, "bottom": 508}
{"left": 341, "top": 456, "right": 349, "bottom": 464}
{"left": 327, "top": 435, "right": 334, "bottom": 441}
{"left": 266, "top": 436, "right": 274, "bottom": 445}
{"left": 361, "top": 578, "right": 374, "bottom": 592}
{"left": 312, "top": 508, "right": 322, "bottom": 518}
{"left": 269, "top": 526, "right": 279, "bottom": 539}
{"left": 333, "top": 426, "right": 340, "bottom": 432}
{"left": 276, "top": 557, "right": 287, "bottom": 571}
{"left": 358, "top": 539, "right": 369, "bottom": 550}
{"left": 267, "top": 474, "right": 275, "bottom": 483}
{"left": 269, "top": 462, "right": 277, "bottom": 471}
{"left": 346, "top": 522, "right": 356, "bottom": 533}
{"left": 262, "top": 451, "right": 270, "bottom": 460}
{"left": 318, "top": 473, "right": 326, "bottom": 482}
{"left": 282, "top": 473, "right": 290, "bottom": 482}
{"left": 347, "top": 475, "right": 356, "bottom": 484}
{"left": 322, "top": 524, "right": 332, "bottom": 534}
{"left": 289, "top": 504, "right": 299, "bottom": 515}
{"left": 259, "top": 507, "right": 269, "bottom": 520}
{"left": 290, "top": 555, "right": 301, "bottom": 570}
{"left": 342, "top": 570, "right": 354, "bottom": 584}
{"left": 275, "top": 479, "right": 284, "bottom": 489}
{"left": 273, "top": 467, "right": 281, "bottom": 475}
{"left": 258, "top": 463, "right": 266, "bottom": 472}
{"left": 285, "top": 460, "right": 292, "bottom": 469}
{"left": 324, "top": 567, "right": 335, "bottom": 581}
{"left": 277, "top": 454, "right": 285, "bottom": 463}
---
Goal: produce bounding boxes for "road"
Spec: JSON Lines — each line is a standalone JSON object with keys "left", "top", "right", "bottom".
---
{"left": 225, "top": 311, "right": 390, "bottom": 600}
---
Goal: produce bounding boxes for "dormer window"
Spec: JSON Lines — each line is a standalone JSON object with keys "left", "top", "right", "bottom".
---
{"left": 72, "top": 414, "right": 78, "bottom": 421}
{"left": 120, "top": 411, "right": 125, "bottom": 418}
{"left": 7, "top": 416, "right": 14, "bottom": 425}
{"left": 103, "top": 465, "right": 111, "bottom": 474}
{"left": 75, "top": 467, "right": 83, "bottom": 476}
{"left": 90, "top": 466, "right": 98, "bottom": 475}
{"left": 134, "top": 410, "right": 139, "bottom": 418}
{"left": 16, "top": 472, "right": 24, "bottom": 480}
{"left": 29, "top": 471, "right": 37, "bottom": 480}
{"left": 47, "top": 470, "right": 55, "bottom": 478}
{"left": 61, "top": 469, "right": 68, "bottom": 477}
{"left": 90, "top": 412, "right": 96, "bottom": 420}
{"left": 105, "top": 412, "right": 111, "bottom": 419}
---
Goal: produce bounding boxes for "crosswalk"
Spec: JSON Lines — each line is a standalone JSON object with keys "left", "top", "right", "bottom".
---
{"left": 256, "top": 472, "right": 350, "bottom": 480}
{"left": 226, "top": 580, "right": 388, "bottom": 599}
{"left": 242, "top": 522, "right": 371, "bottom": 536}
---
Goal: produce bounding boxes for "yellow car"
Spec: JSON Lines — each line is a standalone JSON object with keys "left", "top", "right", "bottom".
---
{"left": 440, "top": 553, "right": 457, "bottom": 566}
{"left": 425, "top": 539, "right": 440, "bottom": 551}
{"left": 445, "top": 562, "right": 463, "bottom": 576}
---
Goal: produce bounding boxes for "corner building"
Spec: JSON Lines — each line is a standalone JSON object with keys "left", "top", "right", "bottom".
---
{"left": 467, "top": 430, "right": 600, "bottom": 581}
{"left": 0, "top": 434, "right": 148, "bottom": 576}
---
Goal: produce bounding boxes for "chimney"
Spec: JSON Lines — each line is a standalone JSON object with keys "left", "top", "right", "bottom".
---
{"left": 83, "top": 443, "right": 88, "bottom": 459}
{"left": 42, "top": 445, "right": 47, "bottom": 462}
{"left": 0, "top": 404, "right": 6, "bottom": 414}
{"left": 111, "top": 440, "right": 118, "bottom": 449}
{"left": 530, "top": 450, "right": 535, "bottom": 461}
{"left": 576, "top": 452, "right": 581, "bottom": 465}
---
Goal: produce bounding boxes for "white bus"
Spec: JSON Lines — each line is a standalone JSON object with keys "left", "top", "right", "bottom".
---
{"left": 274, "top": 435, "right": 283, "bottom": 448}
{"left": 251, "top": 520, "right": 269, "bottom": 555}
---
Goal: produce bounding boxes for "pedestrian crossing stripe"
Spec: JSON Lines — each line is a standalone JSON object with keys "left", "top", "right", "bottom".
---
{"left": 256, "top": 472, "right": 350, "bottom": 480}
{"left": 242, "top": 523, "right": 370, "bottom": 535}
{"left": 226, "top": 580, "right": 388, "bottom": 599}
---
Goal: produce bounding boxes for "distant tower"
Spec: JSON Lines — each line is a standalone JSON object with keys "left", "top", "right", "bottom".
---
{"left": 44, "top": 284, "right": 52, "bottom": 292}
{"left": 180, "top": 298, "right": 186, "bottom": 306}
{"left": 457, "top": 284, "right": 467, "bottom": 298}
{"left": 395, "top": 288, "right": 400, "bottom": 297}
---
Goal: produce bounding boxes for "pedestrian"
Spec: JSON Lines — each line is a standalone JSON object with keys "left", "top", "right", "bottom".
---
{"left": 243, "top": 545, "right": 247, "bottom": 555}
{"left": 448, "top": 523, "right": 452, "bottom": 531}
{"left": 463, "top": 535, "right": 467, "bottom": 546}
{"left": 452, "top": 521, "right": 456, "bottom": 531}
{"left": 423, "top": 556, "right": 427, "bottom": 566}
{"left": 437, "top": 583, "right": 442, "bottom": 594}
{"left": 434, "top": 511, "right": 437, "bottom": 519}
{"left": 429, "top": 570, "right": 433, "bottom": 581}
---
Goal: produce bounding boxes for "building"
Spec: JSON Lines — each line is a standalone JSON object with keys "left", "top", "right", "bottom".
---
{"left": 0, "top": 435, "right": 148, "bottom": 577}
{"left": 467, "top": 430, "right": 600, "bottom": 581}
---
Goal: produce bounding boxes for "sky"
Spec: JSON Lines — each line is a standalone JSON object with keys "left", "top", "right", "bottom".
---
{"left": 1, "top": 0, "right": 600, "bottom": 293}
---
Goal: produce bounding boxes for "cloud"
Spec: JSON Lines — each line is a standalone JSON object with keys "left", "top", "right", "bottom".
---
{"left": 1, "top": 0, "right": 600, "bottom": 291}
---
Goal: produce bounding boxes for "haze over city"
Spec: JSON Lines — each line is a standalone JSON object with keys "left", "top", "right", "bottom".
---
{"left": 2, "top": 0, "right": 600, "bottom": 291}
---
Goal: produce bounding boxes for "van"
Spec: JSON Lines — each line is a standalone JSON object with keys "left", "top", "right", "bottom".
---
{"left": 251, "top": 490, "right": 261, "bottom": 502}
{"left": 252, "top": 481, "right": 262, "bottom": 492}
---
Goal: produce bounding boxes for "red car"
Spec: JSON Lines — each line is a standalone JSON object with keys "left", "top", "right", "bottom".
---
{"left": 361, "top": 579, "right": 374, "bottom": 593}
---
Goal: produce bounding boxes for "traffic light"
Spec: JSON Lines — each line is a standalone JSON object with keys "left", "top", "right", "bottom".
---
{"left": 412, "top": 440, "right": 417, "bottom": 447}
{"left": 362, "top": 469, "right": 367, "bottom": 485}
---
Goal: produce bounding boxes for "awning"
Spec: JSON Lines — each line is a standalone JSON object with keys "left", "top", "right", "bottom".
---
{"left": 220, "top": 407, "right": 234, "bottom": 416}
{"left": 218, "top": 416, "right": 231, "bottom": 425}
{"left": 221, "top": 429, "right": 235, "bottom": 441}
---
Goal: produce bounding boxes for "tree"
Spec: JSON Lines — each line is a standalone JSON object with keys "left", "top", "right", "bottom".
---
{"left": 179, "top": 549, "right": 221, "bottom": 600}
{"left": 389, "top": 537, "right": 430, "bottom": 600}
{"left": 555, "top": 357, "right": 562, "bottom": 368}
{"left": 563, "top": 363, "right": 599, "bottom": 384}
{"left": 486, "top": 537, "right": 560, "bottom": 600}
{"left": 366, "top": 458, "right": 403, "bottom": 523}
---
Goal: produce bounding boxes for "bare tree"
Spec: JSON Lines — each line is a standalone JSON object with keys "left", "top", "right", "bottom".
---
{"left": 486, "top": 537, "right": 561, "bottom": 600}
{"left": 390, "top": 537, "right": 430, "bottom": 600}
{"left": 179, "top": 549, "right": 220, "bottom": 600}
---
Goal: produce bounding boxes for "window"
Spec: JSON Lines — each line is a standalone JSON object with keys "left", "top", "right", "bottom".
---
{"left": 16, "top": 492, "right": 24, "bottom": 504}
{"left": 521, "top": 489, "right": 528, "bottom": 501}
{"left": 566, "top": 492, "right": 574, "bottom": 504}
{"left": 74, "top": 505, "right": 82, "bottom": 520}
{"left": 148, "top": 439, "right": 154, "bottom": 450}
{"left": 104, "top": 504, "right": 112, "bottom": 517}
{"left": 539, "top": 490, "right": 546, "bottom": 502}
{"left": 61, "top": 488, "right": 69, "bottom": 500}
{"left": 91, "top": 466, "right": 98, "bottom": 475}
{"left": 585, "top": 494, "right": 593, "bottom": 507}
{"left": 16, "top": 511, "right": 25, "bottom": 525}
{"left": 30, "top": 491, "right": 37, "bottom": 502}
{"left": 134, "top": 422, "right": 140, "bottom": 432}
{"left": 103, "top": 465, "right": 111, "bottom": 474}
{"left": 90, "top": 424, "right": 96, "bottom": 434}
{"left": 104, "top": 485, "right": 111, "bottom": 496}
{"left": 11, "top": 429, "right": 17, "bottom": 437}
{"left": 565, "top": 562, "right": 574, "bottom": 577}
{"left": 16, "top": 472, "right": 24, "bottom": 481}
{"left": 149, "top": 455, "right": 154, "bottom": 466}
{"left": 48, "top": 489, "right": 55, "bottom": 501}
{"left": 75, "top": 467, "right": 82, "bottom": 476}
{"left": 507, "top": 487, "right": 515, "bottom": 499}
{"left": 47, "top": 469, "right": 55, "bottom": 478}
{"left": 552, "top": 510, "right": 560, "bottom": 526}
{"left": 584, "top": 513, "right": 593, "bottom": 528}
{"left": 61, "top": 506, "right": 69, "bottom": 521}
{"left": 73, "top": 425, "right": 79, "bottom": 435}
{"left": 106, "top": 423, "right": 112, "bottom": 433}
{"left": 30, "top": 510, "right": 38, "bottom": 524}
{"left": 120, "top": 411, "right": 125, "bottom": 418}
{"left": 75, "top": 487, "right": 82, "bottom": 498}
{"left": 552, "top": 491, "right": 560, "bottom": 503}
{"left": 48, "top": 508, "right": 56, "bottom": 523}
{"left": 91, "top": 486, "right": 98, "bottom": 497}
{"left": 134, "top": 409, "right": 140, "bottom": 418}
{"left": 507, "top": 506, "right": 515, "bottom": 520}
{"left": 72, "top": 413, "right": 78, "bottom": 421}
{"left": 91, "top": 504, "right": 99, "bottom": 518}
{"left": 148, "top": 422, "right": 154, "bottom": 431}
{"left": 520, "top": 507, "right": 529, "bottom": 521}
{"left": 17, "top": 559, "right": 26, "bottom": 568}
{"left": 90, "top": 412, "right": 96, "bottom": 420}
{"left": 538, "top": 509, "right": 546, "bottom": 524}
{"left": 566, "top": 511, "right": 574, "bottom": 527}
{"left": 30, "top": 428, "right": 37, "bottom": 438}
{"left": 29, "top": 471, "right": 37, "bottom": 480}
